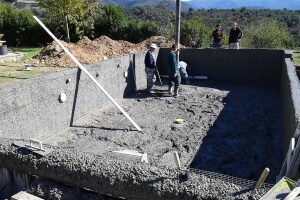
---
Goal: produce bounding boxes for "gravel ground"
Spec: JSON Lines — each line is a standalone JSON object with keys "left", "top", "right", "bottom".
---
{"left": 0, "top": 81, "right": 283, "bottom": 199}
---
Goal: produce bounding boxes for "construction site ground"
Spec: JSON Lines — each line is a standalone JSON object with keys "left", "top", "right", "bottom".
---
{"left": 0, "top": 36, "right": 175, "bottom": 84}
{"left": 0, "top": 81, "right": 283, "bottom": 199}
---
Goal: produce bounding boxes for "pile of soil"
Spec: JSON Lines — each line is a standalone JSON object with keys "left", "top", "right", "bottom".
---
{"left": 35, "top": 36, "right": 175, "bottom": 67}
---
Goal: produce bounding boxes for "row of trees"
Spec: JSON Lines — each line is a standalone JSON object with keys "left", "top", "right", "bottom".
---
{"left": 127, "top": 5, "right": 299, "bottom": 48}
{"left": 0, "top": 2, "right": 160, "bottom": 46}
{"left": 179, "top": 16, "right": 294, "bottom": 49}
{"left": 0, "top": 3, "right": 46, "bottom": 46}
{"left": 0, "top": 1, "right": 296, "bottom": 49}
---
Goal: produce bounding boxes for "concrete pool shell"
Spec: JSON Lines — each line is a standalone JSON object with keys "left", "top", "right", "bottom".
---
{"left": 0, "top": 48, "right": 300, "bottom": 199}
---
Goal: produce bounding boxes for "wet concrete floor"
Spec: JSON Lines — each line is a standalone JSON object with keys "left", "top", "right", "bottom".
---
{"left": 0, "top": 81, "right": 282, "bottom": 199}
{"left": 65, "top": 81, "right": 283, "bottom": 183}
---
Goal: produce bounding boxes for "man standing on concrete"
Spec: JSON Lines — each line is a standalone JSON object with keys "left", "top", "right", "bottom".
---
{"left": 212, "top": 24, "right": 223, "bottom": 48}
{"left": 144, "top": 43, "right": 157, "bottom": 93}
{"left": 228, "top": 22, "right": 243, "bottom": 49}
{"left": 168, "top": 44, "right": 180, "bottom": 97}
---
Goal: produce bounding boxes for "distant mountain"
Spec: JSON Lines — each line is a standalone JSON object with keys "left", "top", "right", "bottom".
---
{"left": 183, "top": 0, "right": 300, "bottom": 10}
{"left": 99, "top": 0, "right": 193, "bottom": 11}
{"left": 99, "top": 0, "right": 300, "bottom": 10}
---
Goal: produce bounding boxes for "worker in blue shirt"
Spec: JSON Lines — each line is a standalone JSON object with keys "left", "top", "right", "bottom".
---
{"left": 168, "top": 44, "right": 181, "bottom": 97}
{"left": 144, "top": 43, "right": 157, "bottom": 93}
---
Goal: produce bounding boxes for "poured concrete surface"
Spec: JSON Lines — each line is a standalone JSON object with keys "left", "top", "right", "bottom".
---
{"left": 190, "top": 83, "right": 283, "bottom": 183}
{"left": 0, "top": 81, "right": 282, "bottom": 199}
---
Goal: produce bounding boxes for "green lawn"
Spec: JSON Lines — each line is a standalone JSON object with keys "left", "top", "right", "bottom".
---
{"left": 11, "top": 47, "right": 42, "bottom": 59}
{"left": 293, "top": 50, "right": 300, "bottom": 66}
{"left": 0, "top": 47, "right": 66, "bottom": 84}
{"left": 0, "top": 64, "right": 63, "bottom": 84}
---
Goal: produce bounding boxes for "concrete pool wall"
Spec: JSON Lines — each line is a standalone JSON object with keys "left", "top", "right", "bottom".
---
{"left": 0, "top": 52, "right": 148, "bottom": 142}
{"left": 157, "top": 48, "right": 300, "bottom": 155}
{"left": 0, "top": 48, "right": 300, "bottom": 199}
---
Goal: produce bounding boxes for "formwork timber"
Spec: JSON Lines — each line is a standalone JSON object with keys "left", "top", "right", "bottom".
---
{"left": 0, "top": 48, "right": 299, "bottom": 200}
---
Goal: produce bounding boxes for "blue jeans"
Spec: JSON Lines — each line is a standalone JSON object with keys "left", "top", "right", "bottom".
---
{"left": 179, "top": 68, "right": 190, "bottom": 84}
{"left": 169, "top": 74, "right": 181, "bottom": 87}
{"left": 213, "top": 42, "right": 222, "bottom": 48}
{"left": 145, "top": 67, "right": 155, "bottom": 91}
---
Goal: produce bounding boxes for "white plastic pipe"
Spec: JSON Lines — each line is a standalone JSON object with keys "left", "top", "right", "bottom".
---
{"left": 173, "top": 151, "right": 181, "bottom": 170}
{"left": 255, "top": 167, "right": 270, "bottom": 189}
{"left": 287, "top": 138, "right": 296, "bottom": 172}
{"left": 33, "top": 16, "right": 141, "bottom": 132}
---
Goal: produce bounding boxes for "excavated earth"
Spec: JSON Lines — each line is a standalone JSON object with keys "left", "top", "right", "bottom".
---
{"left": 35, "top": 36, "right": 176, "bottom": 67}
{"left": 0, "top": 81, "right": 283, "bottom": 200}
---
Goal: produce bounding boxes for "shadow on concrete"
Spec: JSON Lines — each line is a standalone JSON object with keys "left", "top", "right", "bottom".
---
{"left": 232, "top": 187, "right": 254, "bottom": 197}
{"left": 123, "top": 54, "right": 137, "bottom": 98}
{"left": 189, "top": 83, "right": 283, "bottom": 184}
{"left": 71, "top": 125, "right": 127, "bottom": 132}
{"left": 0, "top": 75, "right": 28, "bottom": 80}
{"left": 128, "top": 88, "right": 171, "bottom": 99}
{"left": 70, "top": 68, "right": 81, "bottom": 127}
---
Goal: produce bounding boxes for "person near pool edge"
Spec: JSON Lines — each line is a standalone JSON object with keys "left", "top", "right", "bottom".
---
{"left": 228, "top": 22, "right": 243, "bottom": 49}
{"left": 168, "top": 44, "right": 181, "bottom": 97}
{"left": 212, "top": 23, "right": 223, "bottom": 48}
{"left": 144, "top": 43, "right": 157, "bottom": 94}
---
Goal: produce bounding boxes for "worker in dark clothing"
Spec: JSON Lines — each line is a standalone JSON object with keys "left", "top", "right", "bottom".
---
{"left": 212, "top": 24, "right": 223, "bottom": 48}
{"left": 229, "top": 22, "right": 243, "bottom": 49}
{"left": 168, "top": 44, "right": 180, "bottom": 97}
{"left": 144, "top": 43, "right": 157, "bottom": 93}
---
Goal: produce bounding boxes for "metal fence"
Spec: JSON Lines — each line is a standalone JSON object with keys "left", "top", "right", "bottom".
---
{"left": 188, "top": 167, "right": 274, "bottom": 190}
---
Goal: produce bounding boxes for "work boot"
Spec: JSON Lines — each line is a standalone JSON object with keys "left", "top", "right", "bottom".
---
{"left": 174, "top": 87, "right": 179, "bottom": 97}
{"left": 168, "top": 85, "right": 173, "bottom": 95}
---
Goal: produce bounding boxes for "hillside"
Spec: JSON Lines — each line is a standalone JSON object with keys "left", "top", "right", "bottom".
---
{"left": 186, "top": 0, "right": 300, "bottom": 10}
{"left": 99, "top": 0, "right": 193, "bottom": 10}
{"left": 125, "top": 6, "right": 300, "bottom": 46}
{"left": 99, "top": 0, "right": 300, "bottom": 10}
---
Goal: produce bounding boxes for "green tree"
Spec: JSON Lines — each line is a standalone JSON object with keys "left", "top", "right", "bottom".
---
{"left": 180, "top": 16, "right": 211, "bottom": 48}
{"left": 95, "top": 5, "right": 127, "bottom": 39}
{"left": 71, "top": 0, "right": 98, "bottom": 40}
{"left": 0, "top": 3, "right": 41, "bottom": 46}
{"left": 125, "top": 20, "right": 160, "bottom": 43}
{"left": 36, "top": 0, "right": 85, "bottom": 42}
{"left": 243, "top": 20, "right": 295, "bottom": 49}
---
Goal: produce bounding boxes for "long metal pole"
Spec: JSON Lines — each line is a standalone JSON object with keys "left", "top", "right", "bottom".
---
{"left": 33, "top": 16, "right": 142, "bottom": 132}
{"left": 175, "top": 0, "right": 181, "bottom": 64}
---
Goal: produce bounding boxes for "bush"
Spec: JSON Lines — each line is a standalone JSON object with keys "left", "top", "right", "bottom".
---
{"left": 240, "top": 21, "right": 294, "bottom": 49}
{"left": 180, "top": 16, "right": 211, "bottom": 48}
{"left": 125, "top": 20, "right": 160, "bottom": 43}
{"left": 94, "top": 5, "right": 128, "bottom": 39}
{"left": 0, "top": 3, "right": 49, "bottom": 47}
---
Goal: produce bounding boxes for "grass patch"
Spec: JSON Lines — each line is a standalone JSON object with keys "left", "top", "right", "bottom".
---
{"left": 11, "top": 47, "right": 42, "bottom": 59}
{"left": 0, "top": 47, "right": 67, "bottom": 84}
{"left": 293, "top": 50, "right": 300, "bottom": 66}
{"left": 0, "top": 65, "right": 64, "bottom": 84}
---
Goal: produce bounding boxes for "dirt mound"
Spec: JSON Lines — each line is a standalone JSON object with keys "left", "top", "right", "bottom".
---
{"left": 35, "top": 36, "right": 176, "bottom": 67}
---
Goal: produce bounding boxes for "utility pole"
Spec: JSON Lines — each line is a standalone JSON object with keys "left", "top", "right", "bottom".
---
{"left": 175, "top": 0, "right": 181, "bottom": 64}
